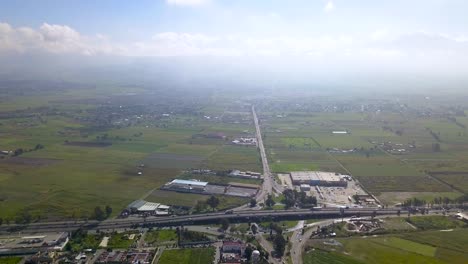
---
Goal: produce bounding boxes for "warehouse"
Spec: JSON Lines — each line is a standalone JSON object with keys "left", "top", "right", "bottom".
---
{"left": 127, "top": 200, "right": 171, "bottom": 215}
{"left": 290, "top": 171, "right": 347, "bottom": 187}
{"left": 163, "top": 179, "right": 208, "bottom": 193}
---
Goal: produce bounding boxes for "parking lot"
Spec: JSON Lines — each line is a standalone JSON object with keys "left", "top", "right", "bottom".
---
{"left": 305, "top": 179, "right": 368, "bottom": 207}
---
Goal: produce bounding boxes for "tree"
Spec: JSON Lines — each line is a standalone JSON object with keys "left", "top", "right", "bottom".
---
{"left": 94, "top": 206, "right": 106, "bottom": 221}
{"left": 176, "top": 227, "right": 181, "bottom": 245}
{"left": 105, "top": 205, "right": 112, "bottom": 217}
{"left": 0, "top": 218, "right": 2, "bottom": 226}
{"left": 220, "top": 218, "right": 230, "bottom": 231}
{"left": 273, "top": 234, "right": 287, "bottom": 256}
{"left": 245, "top": 245, "right": 254, "bottom": 260}
{"left": 250, "top": 198, "right": 257, "bottom": 208}
{"left": 265, "top": 194, "right": 275, "bottom": 208}
{"left": 195, "top": 200, "right": 207, "bottom": 212}
{"left": 251, "top": 224, "right": 258, "bottom": 234}
{"left": 206, "top": 196, "right": 220, "bottom": 211}
{"left": 432, "top": 143, "right": 441, "bottom": 152}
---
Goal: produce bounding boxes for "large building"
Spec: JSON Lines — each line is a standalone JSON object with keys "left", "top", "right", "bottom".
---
{"left": 290, "top": 171, "right": 347, "bottom": 187}
{"left": 126, "top": 200, "right": 170, "bottom": 216}
{"left": 163, "top": 179, "right": 208, "bottom": 192}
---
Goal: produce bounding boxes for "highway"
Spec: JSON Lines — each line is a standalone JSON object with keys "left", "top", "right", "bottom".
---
{"left": 0, "top": 208, "right": 410, "bottom": 234}
{"left": 252, "top": 105, "right": 282, "bottom": 203}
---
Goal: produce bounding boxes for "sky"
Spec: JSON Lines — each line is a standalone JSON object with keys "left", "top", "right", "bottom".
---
{"left": 0, "top": 0, "right": 468, "bottom": 79}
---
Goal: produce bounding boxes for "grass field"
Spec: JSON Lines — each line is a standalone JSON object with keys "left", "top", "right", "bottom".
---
{"left": 303, "top": 249, "right": 364, "bottom": 264}
{"left": 69, "top": 234, "right": 103, "bottom": 252}
{"left": 158, "top": 248, "right": 215, "bottom": 264}
{"left": 261, "top": 108, "right": 468, "bottom": 196}
{"left": 144, "top": 230, "right": 177, "bottom": 244}
{"left": 0, "top": 257, "right": 22, "bottom": 264}
{"left": 306, "top": 227, "right": 468, "bottom": 264}
{"left": 107, "top": 232, "right": 137, "bottom": 249}
{"left": 0, "top": 96, "right": 259, "bottom": 219}
{"left": 107, "top": 233, "right": 138, "bottom": 249}
{"left": 407, "top": 216, "right": 467, "bottom": 230}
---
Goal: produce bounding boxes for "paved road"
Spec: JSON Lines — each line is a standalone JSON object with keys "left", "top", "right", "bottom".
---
{"left": 252, "top": 105, "right": 273, "bottom": 203}
{"left": 252, "top": 106, "right": 284, "bottom": 201}
{"left": 290, "top": 219, "right": 336, "bottom": 264}
{"left": 256, "top": 233, "right": 281, "bottom": 264}
{"left": 0, "top": 208, "right": 421, "bottom": 234}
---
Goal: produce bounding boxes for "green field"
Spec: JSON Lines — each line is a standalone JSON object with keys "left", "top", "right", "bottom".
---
{"left": 158, "top": 248, "right": 215, "bottom": 264}
{"left": 262, "top": 109, "right": 467, "bottom": 196}
{"left": 69, "top": 233, "right": 103, "bottom": 252}
{"left": 107, "top": 232, "right": 138, "bottom": 249}
{"left": 0, "top": 91, "right": 260, "bottom": 220}
{"left": 306, "top": 227, "right": 468, "bottom": 264}
{"left": 144, "top": 230, "right": 177, "bottom": 244}
{"left": 303, "top": 249, "right": 364, "bottom": 264}
{"left": 407, "top": 216, "right": 467, "bottom": 230}
{"left": 0, "top": 257, "right": 22, "bottom": 264}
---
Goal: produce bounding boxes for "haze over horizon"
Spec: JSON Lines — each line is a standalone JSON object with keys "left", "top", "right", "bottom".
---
{"left": 1, "top": 0, "right": 468, "bottom": 88}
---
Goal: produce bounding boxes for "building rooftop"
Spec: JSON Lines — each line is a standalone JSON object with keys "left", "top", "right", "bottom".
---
{"left": 138, "top": 202, "right": 160, "bottom": 211}
{"left": 170, "top": 179, "right": 208, "bottom": 187}
{"left": 290, "top": 171, "right": 343, "bottom": 182}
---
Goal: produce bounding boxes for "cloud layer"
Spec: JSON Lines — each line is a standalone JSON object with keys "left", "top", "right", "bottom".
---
{"left": 0, "top": 22, "right": 467, "bottom": 74}
{"left": 166, "top": 0, "right": 209, "bottom": 6}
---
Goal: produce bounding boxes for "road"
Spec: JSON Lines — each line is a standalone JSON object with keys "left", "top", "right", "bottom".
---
{"left": 289, "top": 219, "right": 336, "bottom": 264}
{"left": 0, "top": 208, "right": 417, "bottom": 234}
{"left": 256, "top": 233, "right": 281, "bottom": 264}
{"left": 252, "top": 105, "right": 283, "bottom": 203}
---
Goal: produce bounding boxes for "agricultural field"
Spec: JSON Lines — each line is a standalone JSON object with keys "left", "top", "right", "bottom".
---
{"left": 0, "top": 86, "right": 260, "bottom": 221}
{"left": 304, "top": 216, "right": 468, "bottom": 264}
{"left": 259, "top": 104, "right": 467, "bottom": 202}
{"left": 158, "top": 248, "right": 215, "bottom": 264}
{"left": 303, "top": 249, "right": 365, "bottom": 264}
{"left": 406, "top": 216, "right": 467, "bottom": 230}
{"left": 0, "top": 257, "right": 22, "bottom": 264}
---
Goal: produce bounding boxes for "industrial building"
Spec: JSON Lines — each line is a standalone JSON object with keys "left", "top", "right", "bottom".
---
{"left": 161, "top": 179, "right": 258, "bottom": 198}
{"left": 126, "top": 200, "right": 170, "bottom": 216}
{"left": 0, "top": 232, "right": 69, "bottom": 255}
{"left": 290, "top": 171, "right": 348, "bottom": 187}
{"left": 229, "top": 170, "right": 262, "bottom": 179}
{"left": 163, "top": 179, "right": 208, "bottom": 192}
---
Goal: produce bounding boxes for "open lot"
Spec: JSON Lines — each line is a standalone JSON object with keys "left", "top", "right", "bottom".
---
{"left": 158, "top": 248, "right": 215, "bottom": 264}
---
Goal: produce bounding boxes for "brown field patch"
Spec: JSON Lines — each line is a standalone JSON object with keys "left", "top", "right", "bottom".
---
{"left": 64, "top": 141, "right": 112, "bottom": 147}
{"left": 0, "top": 157, "right": 62, "bottom": 166}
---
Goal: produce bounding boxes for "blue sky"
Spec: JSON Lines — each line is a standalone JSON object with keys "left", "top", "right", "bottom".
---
{"left": 0, "top": 0, "right": 467, "bottom": 74}
{"left": 2, "top": 0, "right": 467, "bottom": 38}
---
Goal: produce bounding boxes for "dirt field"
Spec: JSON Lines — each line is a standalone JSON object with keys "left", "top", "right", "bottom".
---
{"left": 64, "top": 141, "right": 112, "bottom": 147}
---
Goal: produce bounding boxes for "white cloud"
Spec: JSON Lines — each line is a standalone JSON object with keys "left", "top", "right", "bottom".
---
{"left": 0, "top": 21, "right": 467, "bottom": 68}
{"left": 324, "top": 1, "right": 334, "bottom": 13}
{"left": 166, "top": 0, "right": 209, "bottom": 6}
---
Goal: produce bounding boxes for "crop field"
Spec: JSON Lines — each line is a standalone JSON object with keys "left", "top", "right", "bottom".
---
{"left": 400, "top": 229, "right": 468, "bottom": 263}
{"left": 158, "top": 248, "right": 215, "bottom": 264}
{"left": 406, "top": 216, "right": 467, "bottom": 230}
{"left": 303, "top": 249, "right": 364, "bottom": 264}
{"left": 305, "top": 218, "right": 468, "bottom": 264}
{"left": 0, "top": 90, "right": 260, "bottom": 220}
{"left": 260, "top": 109, "right": 467, "bottom": 199}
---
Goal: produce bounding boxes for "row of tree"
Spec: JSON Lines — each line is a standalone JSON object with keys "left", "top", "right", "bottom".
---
{"left": 402, "top": 194, "right": 468, "bottom": 207}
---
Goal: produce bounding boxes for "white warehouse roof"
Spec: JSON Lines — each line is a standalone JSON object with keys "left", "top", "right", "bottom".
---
{"left": 138, "top": 202, "right": 160, "bottom": 211}
{"left": 170, "top": 179, "right": 208, "bottom": 187}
